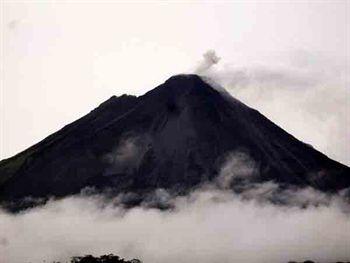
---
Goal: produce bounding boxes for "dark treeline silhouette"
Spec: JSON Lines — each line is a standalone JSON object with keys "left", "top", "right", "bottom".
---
{"left": 48, "top": 255, "right": 350, "bottom": 263}
{"left": 45, "top": 254, "right": 350, "bottom": 263}
{"left": 68, "top": 254, "right": 141, "bottom": 263}
{"left": 288, "top": 261, "right": 350, "bottom": 263}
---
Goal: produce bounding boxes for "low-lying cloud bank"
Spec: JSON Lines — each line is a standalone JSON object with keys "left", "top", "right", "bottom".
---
{"left": 1, "top": 185, "right": 349, "bottom": 263}
{"left": 1, "top": 149, "right": 349, "bottom": 263}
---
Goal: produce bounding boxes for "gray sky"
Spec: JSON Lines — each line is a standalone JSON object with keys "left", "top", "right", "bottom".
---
{"left": 1, "top": 1, "right": 349, "bottom": 164}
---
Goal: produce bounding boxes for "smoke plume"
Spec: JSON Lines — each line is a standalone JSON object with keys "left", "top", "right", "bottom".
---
{"left": 194, "top": 50, "right": 221, "bottom": 74}
{"left": 199, "top": 50, "right": 350, "bottom": 166}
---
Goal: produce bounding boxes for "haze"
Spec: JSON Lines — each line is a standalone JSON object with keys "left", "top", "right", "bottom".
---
{"left": 1, "top": 1, "right": 349, "bottom": 166}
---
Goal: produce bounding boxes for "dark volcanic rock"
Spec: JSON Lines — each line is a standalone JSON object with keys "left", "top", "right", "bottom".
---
{"left": 0, "top": 74, "right": 349, "bottom": 205}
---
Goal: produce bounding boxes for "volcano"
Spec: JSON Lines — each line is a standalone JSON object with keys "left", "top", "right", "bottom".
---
{"left": 0, "top": 74, "right": 349, "bottom": 207}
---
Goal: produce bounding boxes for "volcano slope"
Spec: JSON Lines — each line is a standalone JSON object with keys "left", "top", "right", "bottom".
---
{"left": 0, "top": 74, "right": 349, "bottom": 209}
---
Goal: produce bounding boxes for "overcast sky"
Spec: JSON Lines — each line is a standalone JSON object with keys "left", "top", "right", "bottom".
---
{"left": 1, "top": 1, "right": 349, "bottom": 164}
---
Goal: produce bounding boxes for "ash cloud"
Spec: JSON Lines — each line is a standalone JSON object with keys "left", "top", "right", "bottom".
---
{"left": 194, "top": 50, "right": 221, "bottom": 74}
{"left": 200, "top": 50, "right": 350, "bottom": 166}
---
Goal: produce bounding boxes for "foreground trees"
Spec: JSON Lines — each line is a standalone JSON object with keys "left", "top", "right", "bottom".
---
{"left": 70, "top": 254, "right": 141, "bottom": 263}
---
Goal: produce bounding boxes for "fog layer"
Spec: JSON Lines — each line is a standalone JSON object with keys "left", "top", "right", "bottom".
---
{"left": 1, "top": 185, "right": 349, "bottom": 263}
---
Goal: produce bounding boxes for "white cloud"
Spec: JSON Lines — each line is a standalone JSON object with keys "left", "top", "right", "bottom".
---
{"left": 202, "top": 50, "right": 350, "bottom": 165}
{"left": 1, "top": 185, "right": 349, "bottom": 263}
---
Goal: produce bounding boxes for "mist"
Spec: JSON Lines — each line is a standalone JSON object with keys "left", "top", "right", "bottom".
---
{"left": 2, "top": 3, "right": 349, "bottom": 263}
{"left": 1, "top": 149, "right": 349, "bottom": 263}
{"left": 103, "top": 135, "right": 150, "bottom": 176}
{"left": 2, "top": 131, "right": 350, "bottom": 263}
{"left": 1, "top": 185, "right": 349, "bottom": 263}
{"left": 1, "top": 143, "right": 350, "bottom": 263}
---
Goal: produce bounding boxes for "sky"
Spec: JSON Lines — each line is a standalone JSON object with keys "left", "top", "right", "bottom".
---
{"left": 1, "top": 0, "right": 349, "bottom": 164}
{"left": 0, "top": 2, "right": 350, "bottom": 262}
